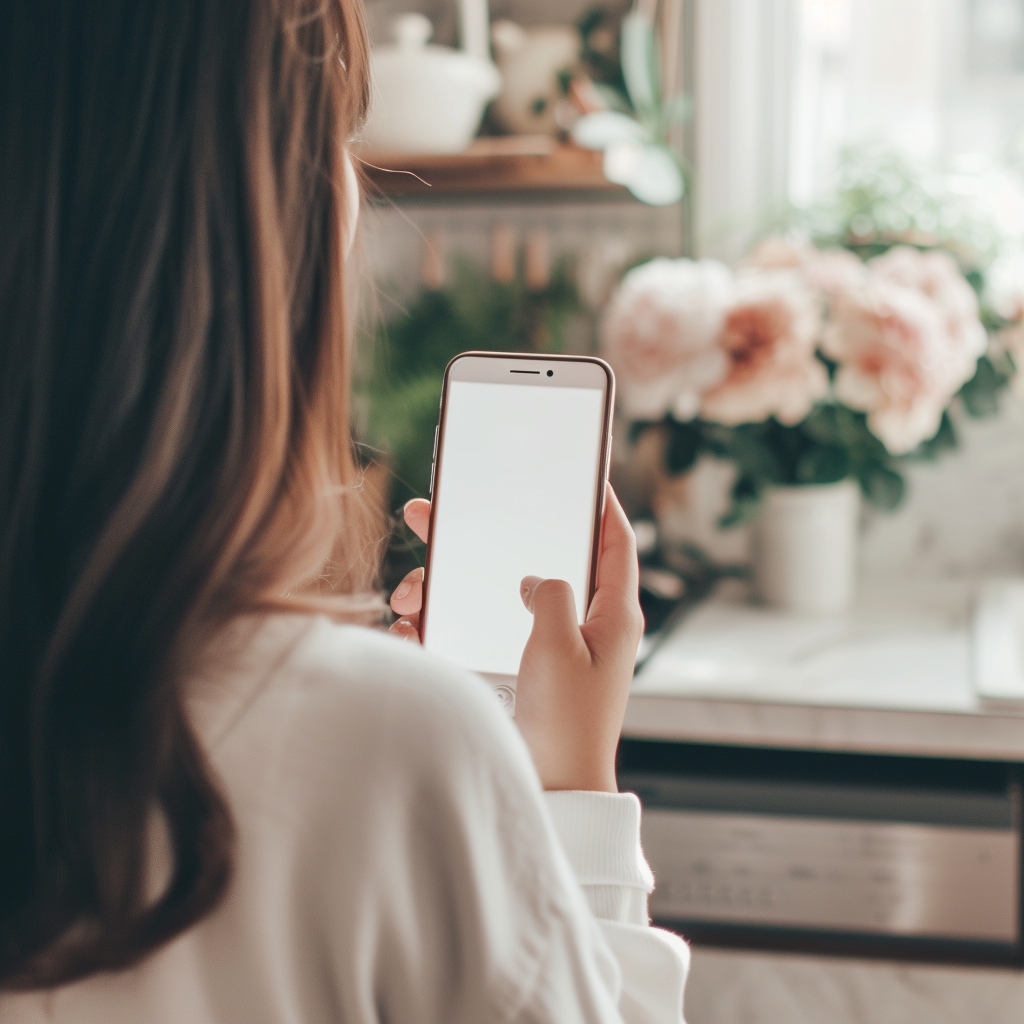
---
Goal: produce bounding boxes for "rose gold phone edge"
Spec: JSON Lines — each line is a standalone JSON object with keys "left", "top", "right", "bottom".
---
{"left": 418, "top": 351, "right": 616, "bottom": 695}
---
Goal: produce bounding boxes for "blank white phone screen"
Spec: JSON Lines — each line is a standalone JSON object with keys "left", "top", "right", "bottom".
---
{"left": 424, "top": 379, "right": 605, "bottom": 677}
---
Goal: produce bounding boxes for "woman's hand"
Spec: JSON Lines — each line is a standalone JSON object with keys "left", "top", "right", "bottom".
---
{"left": 388, "top": 488, "right": 644, "bottom": 793}
{"left": 515, "top": 487, "right": 643, "bottom": 793}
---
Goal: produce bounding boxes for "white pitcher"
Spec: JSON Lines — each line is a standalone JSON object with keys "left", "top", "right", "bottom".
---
{"left": 362, "top": 2, "right": 500, "bottom": 155}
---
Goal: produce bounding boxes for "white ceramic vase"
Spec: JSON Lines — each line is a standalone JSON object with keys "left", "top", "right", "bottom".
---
{"left": 752, "top": 479, "right": 860, "bottom": 615}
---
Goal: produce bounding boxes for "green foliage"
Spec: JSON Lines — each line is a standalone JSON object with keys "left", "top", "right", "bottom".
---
{"left": 650, "top": 398, "right": 960, "bottom": 527}
{"left": 664, "top": 419, "right": 702, "bottom": 474}
{"left": 914, "top": 410, "right": 958, "bottom": 460}
{"left": 960, "top": 353, "right": 1015, "bottom": 418}
{"left": 794, "top": 146, "right": 1000, "bottom": 272}
{"left": 577, "top": 6, "right": 628, "bottom": 102}
{"left": 358, "top": 257, "right": 579, "bottom": 510}
{"left": 859, "top": 465, "right": 905, "bottom": 512}
{"left": 617, "top": 10, "right": 692, "bottom": 155}
{"left": 570, "top": 6, "right": 691, "bottom": 208}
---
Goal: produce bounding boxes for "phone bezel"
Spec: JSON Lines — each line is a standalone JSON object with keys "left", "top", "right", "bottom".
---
{"left": 418, "top": 351, "right": 616, "bottom": 678}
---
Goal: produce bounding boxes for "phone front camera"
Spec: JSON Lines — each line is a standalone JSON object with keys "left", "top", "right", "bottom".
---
{"left": 546, "top": 369, "right": 553, "bottom": 377}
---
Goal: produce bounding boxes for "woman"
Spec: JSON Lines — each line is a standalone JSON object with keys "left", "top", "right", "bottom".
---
{"left": 0, "top": 0, "right": 689, "bottom": 1020}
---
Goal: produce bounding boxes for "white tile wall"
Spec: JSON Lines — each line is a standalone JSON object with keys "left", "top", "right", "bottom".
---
{"left": 860, "top": 395, "right": 1024, "bottom": 579}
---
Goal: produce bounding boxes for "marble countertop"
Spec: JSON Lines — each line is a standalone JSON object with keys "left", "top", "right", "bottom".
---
{"left": 625, "top": 576, "right": 1024, "bottom": 760}
{"left": 684, "top": 946, "right": 1024, "bottom": 1024}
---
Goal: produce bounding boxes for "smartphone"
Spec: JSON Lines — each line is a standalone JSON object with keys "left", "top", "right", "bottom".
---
{"left": 419, "top": 352, "right": 615, "bottom": 708}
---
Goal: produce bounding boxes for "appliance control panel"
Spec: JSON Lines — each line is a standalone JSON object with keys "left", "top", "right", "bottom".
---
{"left": 643, "top": 807, "right": 1017, "bottom": 940}
{"left": 620, "top": 741, "right": 1023, "bottom": 963}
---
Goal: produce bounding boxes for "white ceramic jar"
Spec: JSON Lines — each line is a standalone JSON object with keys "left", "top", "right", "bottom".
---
{"left": 362, "top": 13, "right": 501, "bottom": 155}
{"left": 752, "top": 479, "right": 860, "bottom": 615}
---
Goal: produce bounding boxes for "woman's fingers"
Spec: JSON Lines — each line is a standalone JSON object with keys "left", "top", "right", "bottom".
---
{"left": 391, "top": 501, "right": 429, "bottom": 645}
{"left": 582, "top": 486, "right": 644, "bottom": 647}
{"left": 521, "top": 576, "right": 587, "bottom": 658}
{"left": 389, "top": 613, "right": 420, "bottom": 642}
{"left": 390, "top": 566, "right": 424, "bottom": 616}
{"left": 403, "top": 498, "right": 431, "bottom": 543}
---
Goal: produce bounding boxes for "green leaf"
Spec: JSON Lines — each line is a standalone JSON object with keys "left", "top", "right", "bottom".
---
{"left": 604, "top": 143, "right": 684, "bottom": 206}
{"left": 577, "top": 5, "right": 606, "bottom": 38}
{"left": 719, "top": 475, "right": 763, "bottom": 529}
{"left": 629, "top": 419, "right": 658, "bottom": 444}
{"left": 592, "top": 83, "right": 633, "bottom": 114}
{"left": 960, "top": 354, "right": 1002, "bottom": 418}
{"left": 705, "top": 424, "right": 784, "bottom": 484}
{"left": 799, "top": 405, "right": 841, "bottom": 445}
{"left": 795, "top": 444, "right": 851, "bottom": 485}
{"left": 620, "top": 10, "right": 659, "bottom": 117}
{"left": 834, "top": 406, "right": 889, "bottom": 460}
{"left": 991, "top": 347, "right": 1016, "bottom": 380}
{"left": 363, "top": 373, "right": 445, "bottom": 503}
{"left": 859, "top": 464, "right": 906, "bottom": 511}
{"left": 572, "top": 111, "right": 649, "bottom": 149}
{"left": 665, "top": 420, "right": 702, "bottom": 474}
{"left": 912, "top": 410, "right": 958, "bottom": 460}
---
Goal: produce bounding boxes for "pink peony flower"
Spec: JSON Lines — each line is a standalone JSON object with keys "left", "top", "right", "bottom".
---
{"left": 749, "top": 236, "right": 867, "bottom": 307}
{"left": 867, "top": 245, "right": 986, "bottom": 380}
{"left": 802, "top": 247, "right": 868, "bottom": 299}
{"left": 823, "top": 281, "right": 973, "bottom": 455}
{"left": 601, "top": 258, "right": 732, "bottom": 420}
{"left": 746, "top": 235, "right": 815, "bottom": 270}
{"left": 699, "top": 270, "right": 827, "bottom": 426}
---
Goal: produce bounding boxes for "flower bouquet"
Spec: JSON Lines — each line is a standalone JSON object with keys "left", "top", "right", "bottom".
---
{"left": 604, "top": 240, "right": 1001, "bottom": 524}
{"left": 602, "top": 236, "right": 1012, "bottom": 610}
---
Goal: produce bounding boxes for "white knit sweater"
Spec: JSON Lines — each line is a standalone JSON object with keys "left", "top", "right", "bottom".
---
{"left": 3, "top": 614, "right": 689, "bottom": 1023}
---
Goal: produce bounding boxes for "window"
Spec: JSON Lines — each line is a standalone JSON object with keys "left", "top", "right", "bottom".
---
{"left": 695, "top": 0, "right": 1024, "bottom": 255}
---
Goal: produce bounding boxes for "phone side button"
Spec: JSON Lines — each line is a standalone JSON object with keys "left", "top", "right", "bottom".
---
{"left": 432, "top": 425, "right": 439, "bottom": 460}
{"left": 428, "top": 459, "right": 436, "bottom": 498}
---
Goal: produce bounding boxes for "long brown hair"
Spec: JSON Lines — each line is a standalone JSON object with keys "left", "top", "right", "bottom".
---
{"left": 0, "top": 0, "right": 373, "bottom": 987}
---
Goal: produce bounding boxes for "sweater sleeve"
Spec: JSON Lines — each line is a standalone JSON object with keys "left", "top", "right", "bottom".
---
{"left": 540, "top": 791, "right": 690, "bottom": 1024}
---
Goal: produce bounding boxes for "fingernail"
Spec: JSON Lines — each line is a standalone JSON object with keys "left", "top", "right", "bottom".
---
{"left": 391, "top": 618, "right": 416, "bottom": 640}
{"left": 520, "top": 575, "right": 542, "bottom": 612}
{"left": 393, "top": 581, "right": 412, "bottom": 601}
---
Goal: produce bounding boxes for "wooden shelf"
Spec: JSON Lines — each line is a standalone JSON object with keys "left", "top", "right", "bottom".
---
{"left": 358, "top": 136, "right": 628, "bottom": 200}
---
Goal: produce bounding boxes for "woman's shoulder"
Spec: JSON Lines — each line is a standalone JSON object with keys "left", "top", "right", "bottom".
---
{"left": 197, "top": 612, "right": 540, "bottom": 806}
{"left": 201, "top": 613, "right": 566, "bottom": 941}
{"left": 290, "top": 614, "right": 520, "bottom": 742}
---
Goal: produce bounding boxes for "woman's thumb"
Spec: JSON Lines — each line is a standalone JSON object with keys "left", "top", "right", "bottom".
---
{"left": 521, "top": 576, "right": 580, "bottom": 649}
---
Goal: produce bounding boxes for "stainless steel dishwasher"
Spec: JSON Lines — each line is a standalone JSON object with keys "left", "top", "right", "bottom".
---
{"left": 619, "top": 739, "right": 1023, "bottom": 965}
